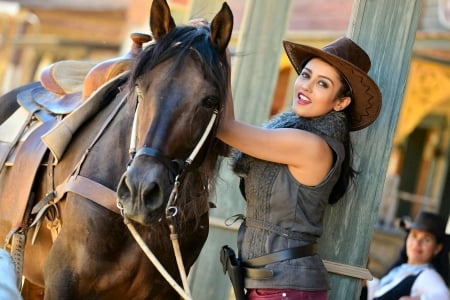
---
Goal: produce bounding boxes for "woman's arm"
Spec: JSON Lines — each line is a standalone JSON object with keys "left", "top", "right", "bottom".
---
{"left": 410, "top": 269, "right": 450, "bottom": 300}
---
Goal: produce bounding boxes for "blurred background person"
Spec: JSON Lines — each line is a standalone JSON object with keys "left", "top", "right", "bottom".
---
{"left": 367, "top": 211, "right": 449, "bottom": 300}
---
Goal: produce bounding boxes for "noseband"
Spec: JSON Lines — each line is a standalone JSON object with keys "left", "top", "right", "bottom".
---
{"left": 134, "top": 147, "right": 185, "bottom": 180}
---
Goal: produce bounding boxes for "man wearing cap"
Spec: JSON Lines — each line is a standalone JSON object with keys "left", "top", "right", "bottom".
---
{"left": 217, "top": 36, "right": 382, "bottom": 299}
{"left": 369, "top": 211, "right": 450, "bottom": 300}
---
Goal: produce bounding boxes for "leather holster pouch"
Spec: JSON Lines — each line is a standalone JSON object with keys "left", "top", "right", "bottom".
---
{"left": 220, "top": 245, "right": 246, "bottom": 300}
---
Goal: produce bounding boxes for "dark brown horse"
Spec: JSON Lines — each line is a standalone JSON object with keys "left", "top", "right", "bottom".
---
{"left": 0, "top": 0, "right": 233, "bottom": 298}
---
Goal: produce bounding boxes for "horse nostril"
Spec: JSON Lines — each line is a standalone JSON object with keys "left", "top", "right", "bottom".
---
{"left": 117, "top": 174, "right": 131, "bottom": 202}
{"left": 117, "top": 173, "right": 164, "bottom": 211}
{"left": 142, "top": 182, "right": 163, "bottom": 210}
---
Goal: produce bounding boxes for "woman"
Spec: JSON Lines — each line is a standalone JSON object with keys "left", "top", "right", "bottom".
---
{"left": 369, "top": 211, "right": 450, "bottom": 300}
{"left": 217, "top": 36, "right": 382, "bottom": 299}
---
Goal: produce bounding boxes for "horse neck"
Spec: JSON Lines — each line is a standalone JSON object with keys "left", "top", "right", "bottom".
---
{"left": 56, "top": 87, "right": 135, "bottom": 189}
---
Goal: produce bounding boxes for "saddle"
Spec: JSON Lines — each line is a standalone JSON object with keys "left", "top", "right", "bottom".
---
{"left": 0, "top": 32, "right": 152, "bottom": 237}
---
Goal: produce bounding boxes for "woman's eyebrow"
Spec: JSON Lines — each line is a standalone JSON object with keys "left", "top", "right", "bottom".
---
{"left": 304, "top": 67, "right": 334, "bottom": 83}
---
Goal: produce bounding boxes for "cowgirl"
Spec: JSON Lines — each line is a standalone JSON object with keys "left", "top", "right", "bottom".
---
{"left": 217, "top": 36, "right": 382, "bottom": 299}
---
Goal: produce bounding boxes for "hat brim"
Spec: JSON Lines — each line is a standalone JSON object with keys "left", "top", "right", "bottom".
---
{"left": 283, "top": 40, "right": 382, "bottom": 131}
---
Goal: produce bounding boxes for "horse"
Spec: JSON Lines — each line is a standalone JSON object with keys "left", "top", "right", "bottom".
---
{"left": 0, "top": 0, "right": 233, "bottom": 298}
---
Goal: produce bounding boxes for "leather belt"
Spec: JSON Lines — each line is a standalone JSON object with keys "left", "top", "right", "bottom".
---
{"left": 242, "top": 244, "right": 317, "bottom": 279}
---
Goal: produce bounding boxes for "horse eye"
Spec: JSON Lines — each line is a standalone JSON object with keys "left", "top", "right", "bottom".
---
{"left": 202, "top": 96, "right": 219, "bottom": 109}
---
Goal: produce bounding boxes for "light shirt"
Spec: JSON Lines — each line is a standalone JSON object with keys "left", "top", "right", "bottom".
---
{"left": 370, "top": 263, "right": 450, "bottom": 300}
{"left": 0, "top": 249, "right": 22, "bottom": 300}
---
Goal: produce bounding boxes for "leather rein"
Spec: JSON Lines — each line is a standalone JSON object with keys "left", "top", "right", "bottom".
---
{"left": 117, "top": 85, "right": 219, "bottom": 300}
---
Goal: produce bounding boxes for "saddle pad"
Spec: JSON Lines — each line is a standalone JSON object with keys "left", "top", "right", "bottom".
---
{"left": 0, "top": 107, "right": 30, "bottom": 143}
{"left": 0, "top": 107, "right": 42, "bottom": 166}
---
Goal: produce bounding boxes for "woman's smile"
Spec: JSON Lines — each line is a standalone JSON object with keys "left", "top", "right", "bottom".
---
{"left": 297, "top": 92, "right": 311, "bottom": 105}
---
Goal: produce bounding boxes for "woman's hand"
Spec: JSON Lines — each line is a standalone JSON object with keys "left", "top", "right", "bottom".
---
{"left": 218, "top": 47, "right": 235, "bottom": 133}
{"left": 399, "top": 296, "right": 420, "bottom": 300}
{"left": 216, "top": 47, "right": 236, "bottom": 148}
{"left": 224, "top": 48, "right": 234, "bottom": 119}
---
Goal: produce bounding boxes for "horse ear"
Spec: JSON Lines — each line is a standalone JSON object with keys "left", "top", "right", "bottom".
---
{"left": 209, "top": 2, "right": 234, "bottom": 54}
{"left": 149, "top": 0, "right": 176, "bottom": 40}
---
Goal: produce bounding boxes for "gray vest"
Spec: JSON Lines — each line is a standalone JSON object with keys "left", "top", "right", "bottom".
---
{"left": 237, "top": 136, "right": 344, "bottom": 291}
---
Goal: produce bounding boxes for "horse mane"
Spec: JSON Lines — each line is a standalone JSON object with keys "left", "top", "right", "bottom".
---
{"left": 128, "top": 25, "right": 230, "bottom": 227}
{"left": 129, "top": 25, "right": 229, "bottom": 96}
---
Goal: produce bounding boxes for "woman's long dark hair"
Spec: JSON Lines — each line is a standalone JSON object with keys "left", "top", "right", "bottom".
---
{"left": 328, "top": 73, "right": 355, "bottom": 204}
{"left": 385, "top": 233, "right": 450, "bottom": 286}
{"left": 297, "top": 57, "right": 356, "bottom": 204}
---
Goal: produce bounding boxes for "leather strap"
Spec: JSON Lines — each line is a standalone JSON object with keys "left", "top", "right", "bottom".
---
{"left": 135, "top": 147, "right": 185, "bottom": 180}
{"left": 54, "top": 175, "right": 211, "bottom": 218}
{"left": 243, "top": 244, "right": 316, "bottom": 268}
{"left": 55, "top": 175, "right": 120, "bottom": 214}
{"left": 241, "top": 244, "right": 316, "bottom": 280}
{"left": 243, "top": 267, "right": 273, "bottom": 280}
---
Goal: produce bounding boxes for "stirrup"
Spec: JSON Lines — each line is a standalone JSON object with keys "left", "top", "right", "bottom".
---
{"left": 10, "top": 231, "right": 26, "bottom": 290}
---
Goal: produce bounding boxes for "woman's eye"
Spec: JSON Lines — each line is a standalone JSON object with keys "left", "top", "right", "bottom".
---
{"left": 318, "top": 81, "right": 329, "bottom": 88}
{"left": 423, "top": 236, "right": 433, "bottom": 243}
{"left": 300, "top": 71, "right": 309, "bottom": 78}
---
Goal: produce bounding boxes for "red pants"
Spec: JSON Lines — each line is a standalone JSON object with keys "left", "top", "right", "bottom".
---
{"left": 247, "top": 288, "right": 328, "bottom": 300}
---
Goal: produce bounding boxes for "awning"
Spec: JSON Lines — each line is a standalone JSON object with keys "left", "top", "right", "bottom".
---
{"left": 394, "top": 55, "right": 450, "bottom": 144}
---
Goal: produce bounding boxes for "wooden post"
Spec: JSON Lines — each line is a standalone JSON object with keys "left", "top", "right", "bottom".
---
{"left": 318, "top": 0, "right": 422, "bottom": 299}
{"left": 230, "top": 0, "right": 293, "bottom": 124}
{"left": 182, "top": 0, "right": 223, "bottom": 23}
{"left": 189, "top": 1, "right": 292, "bottom": 299}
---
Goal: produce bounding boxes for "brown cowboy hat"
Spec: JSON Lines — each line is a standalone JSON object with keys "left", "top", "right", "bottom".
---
{"left": 283, "top": 36, "right": 382, "bottom": 131}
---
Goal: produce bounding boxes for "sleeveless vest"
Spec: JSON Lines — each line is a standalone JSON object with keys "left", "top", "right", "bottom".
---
{"left": 373, "top": 272, "right": 421, "bottom": 300}
{"left": 236, "top": 136, "right": 345, "bottom": 291}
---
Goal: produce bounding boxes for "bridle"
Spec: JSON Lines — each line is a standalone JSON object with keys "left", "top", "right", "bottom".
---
{"left": 127, "top": 84, "right": 218, "bottom": 178}
{"left": 117, "top": 85, "right": 219, "bottom": 300}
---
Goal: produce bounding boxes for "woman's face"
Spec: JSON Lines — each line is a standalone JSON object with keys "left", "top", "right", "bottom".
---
{"left": 292, "top": 58, "right": 351, "bottom": 118}
{"left": 406, "top": 229, "right": 443, "bottom": 265}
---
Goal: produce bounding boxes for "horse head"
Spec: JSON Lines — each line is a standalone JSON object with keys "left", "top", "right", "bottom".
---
{"left": 117, "top": 0, "right": 233, "bottom": 226}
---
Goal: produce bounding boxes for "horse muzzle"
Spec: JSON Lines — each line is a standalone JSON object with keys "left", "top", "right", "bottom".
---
{"left": 116, "top": 148, "right": 185, "bottom": 225}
